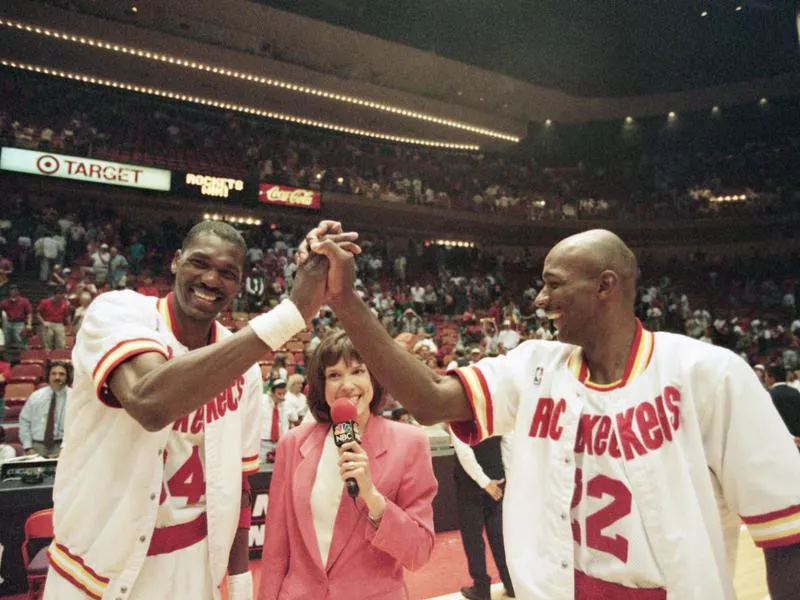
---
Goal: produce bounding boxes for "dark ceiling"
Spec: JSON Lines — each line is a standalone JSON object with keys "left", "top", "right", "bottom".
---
{"left": 254, "top": 0, "right": 800, "bottom": 97}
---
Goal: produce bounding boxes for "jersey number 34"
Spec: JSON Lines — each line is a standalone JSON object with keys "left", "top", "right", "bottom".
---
{"left": 159, "top": 446, "right": 206, "bottom": 506}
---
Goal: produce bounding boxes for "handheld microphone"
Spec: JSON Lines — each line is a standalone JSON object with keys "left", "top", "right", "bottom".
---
{"left": 331, "top": 398, "right": 360, "bottom": 499}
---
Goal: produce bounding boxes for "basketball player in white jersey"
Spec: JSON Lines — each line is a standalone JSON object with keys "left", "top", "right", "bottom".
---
{"left": 306, "top": 227, "right": 800, "bottom": 599}
{"left": 44, "top": 220, "right": 359, "bottom": 600}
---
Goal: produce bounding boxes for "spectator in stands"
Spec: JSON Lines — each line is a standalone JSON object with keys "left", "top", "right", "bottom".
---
{"left": 108, "top": 246, "right": 128, "bottom": 288}
{"left": 0, "top": 349, "right": 10, "bottom": 422}
{"left": 497, "top": 319, "right": 522, "bottom": 351}
{"left": 71, "top": 290, "right": 93, "bottom": 335}
{"left": 284, "top": 373, "right": 308, "bottom": 426}
{"left": 89, "top": 242, "right": 111, "bottom": 284}
{"left": 0, "top": 285, "right": 32, "bottom": 353}
{"left": 398, "top": 307, "right": 423, "bottom": 334}
{"left": 0, "top": 253, "right": 13, "bottom": 300}
{"left": 245, "top": 266, "right": 266, "bottom": 312}
{"left": 135, "top": 275, "right": 160, "bottom": 298}
{"left": 410, "top": 282, "right": 426, "bottom": 315}
{"left": 19, "top": 360, "right": 70, "bottom": 458}
{"left": 260, "top": 379, "right": 291, "bottom": 463}
{"left": 127, "top": 234, "right": 146, "bottom": 275}
{"left": 469, "top": 347, "right": 483, "bottom": 363}
{"left": 753, "top": 364, "right": 767, "bottom": 389}
{"left": 48, "top": 264, "right": 67, "bottom": 289}
{"left": 765, "top": 364, "right": 800, "bottom": 450}
{"left": 0, "top": 426, "right": 17, "bottom": 462}
{"left": 34, "top": 230, "right": 59, "bottom": 282}
{"left": 37, "top": 286, "right": 71, "bottom": 350}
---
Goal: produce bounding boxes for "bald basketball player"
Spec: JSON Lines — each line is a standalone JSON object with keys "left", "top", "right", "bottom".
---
{"left": 305, "top": 228, "right": 800, "bottom": 599}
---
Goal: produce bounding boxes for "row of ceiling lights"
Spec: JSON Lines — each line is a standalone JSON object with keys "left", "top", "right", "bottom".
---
{"left": 203, "top": 213, "right": 263, "bottom": 225}
{"left": 700, "top": 5, "right": 744, "bottom": 17}
{"left": 540, "top": 98, "right": 771, "bottom": 127}
{"left": 0, "top": 59, "right": 480, "bottom": 151}
{"left": 0, "top": 18, "right": 519, "bottom": 143}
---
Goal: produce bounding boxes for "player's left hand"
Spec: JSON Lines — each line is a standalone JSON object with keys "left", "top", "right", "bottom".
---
{"left": 337, "top": 440, "right": 376, "bottom": 499}
{"left": 296, "top": 220, "right": 361, "bottom": 265}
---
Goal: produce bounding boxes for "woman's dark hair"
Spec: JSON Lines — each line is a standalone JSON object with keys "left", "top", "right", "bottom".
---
{"left": 306, "top": 330, "right": 385, "bottom": 423}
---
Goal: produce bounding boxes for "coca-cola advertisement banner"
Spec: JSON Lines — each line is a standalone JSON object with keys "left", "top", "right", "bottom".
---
{"left": 258, "top": 184, "right": 321, "bottom": 210}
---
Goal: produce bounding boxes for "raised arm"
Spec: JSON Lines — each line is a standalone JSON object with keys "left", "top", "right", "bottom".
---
{"left": 110, "top": 222, "right": 358, "bottom": 431}
{"left": 307, "top": 232, "right": 472, "bottom": 425}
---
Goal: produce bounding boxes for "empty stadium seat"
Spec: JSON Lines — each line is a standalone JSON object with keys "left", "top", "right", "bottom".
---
{"left": 19, "top": 350, "right": 47, "bottom": 366}
{"left": 4, "top": 404, "right": 22, "bottom": 423}
{"left": 4, "top": 383, "right": 35, "bottom": 405}
{"left": 9, "top": 364, "right": 43, "bottom": 384}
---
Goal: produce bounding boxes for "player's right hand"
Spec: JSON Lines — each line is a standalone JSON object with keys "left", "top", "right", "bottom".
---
{"left": 484, "top": 479, "right": 505, "bottom": 501}
{"left": 296, "top": 220, "right": 360, "bottom": 265}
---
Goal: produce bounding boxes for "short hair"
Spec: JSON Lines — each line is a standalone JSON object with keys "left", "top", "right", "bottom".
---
{"left": 181, "top": 221, "right": 247, "bottom": 256}
{"left": 287, "top": 373, "right": 305, "bottom": 390}
{"left": 47, "top": 360, "right": 72, "bottom": 385}
{"left": 767, "top": 363, "right": 786, "bottom": 383}
{"left": 306, "top": 330, "right": 385, "bottom": 424}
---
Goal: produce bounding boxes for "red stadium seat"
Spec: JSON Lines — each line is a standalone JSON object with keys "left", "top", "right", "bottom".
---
{"left": 22, "top": 509, "right": 54, "bottom": 600}
{"left": 4, "top": 383, "right": 35, "bottom": 405}
{"left": 26, "top": 335, "right": 42, "bottom": 349}
{"left": 9, "top": 364, "right": 43, "bottom": 384}
{"left": 3, "top": 424, "right": 19, "bottom": 443}
{"left": 19, "top": 350, "right": 47, "bottom": 367}
{"left": 4, "top": 403, "right": 22, "bottom": 423}
{"left": 47, "top": 349, "right": 72, "bottom": 362}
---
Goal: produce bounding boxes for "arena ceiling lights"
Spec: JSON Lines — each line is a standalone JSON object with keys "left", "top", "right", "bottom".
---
{"left": 0, "top": 17, "right": 519, "bottom": 145}
{"left": 0, "top": 59, "right": 479, "bottom": 151}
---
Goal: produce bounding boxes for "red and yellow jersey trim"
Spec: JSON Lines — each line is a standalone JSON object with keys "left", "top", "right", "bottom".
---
{"left": 567, "top": 320, "right": 654, "bottom": 391}
{"left": 242, "top": 454, "right": 260, "bottom": 475}
{"left": 741, "top": 504, "right": 800, "bottom": 548}
{"left": 449, "top": 366, "right": 493, "bottom": 445}
{"left": 48, "top": 542, "right": 109, "bottom": 599}
{"left": 93, "top": 338, "right": 169, "bottom": 406}
{"left": 157, "top": 293, "right": 218, "bottom": 345}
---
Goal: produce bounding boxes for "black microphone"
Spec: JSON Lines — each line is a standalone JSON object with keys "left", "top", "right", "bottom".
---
{"left": 331, "top": 398, "right": 361, "bottom": 498}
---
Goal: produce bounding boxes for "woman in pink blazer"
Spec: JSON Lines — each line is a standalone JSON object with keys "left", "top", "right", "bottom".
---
{"left": 258, "top": 331, "right": 438, "bottom": 600}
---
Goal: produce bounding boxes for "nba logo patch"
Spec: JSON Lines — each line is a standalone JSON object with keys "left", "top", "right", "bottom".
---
{"left": 533, "top": 367, "right": 544, "bottom": 385}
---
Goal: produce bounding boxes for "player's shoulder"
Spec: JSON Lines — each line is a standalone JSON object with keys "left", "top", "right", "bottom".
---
{"left": 87, "top": 289, "right": 158, "bottom": 314}
{"left": 503, "top": 338, "right": 574, "bottom": 366}
{"left": 654, "top": 331, "right": 742, "bottom": 376}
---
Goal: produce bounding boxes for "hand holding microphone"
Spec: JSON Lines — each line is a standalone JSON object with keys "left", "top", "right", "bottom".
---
{"left": 331, "top": 398, "right": 362, "bottom": 498}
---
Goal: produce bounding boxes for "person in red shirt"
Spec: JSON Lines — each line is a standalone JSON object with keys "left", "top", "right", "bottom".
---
{"left": 135, "top": 275, "right": 161, "bottom": 298}
{"left": 37, "top": 286, "right": 72, "bottom": 350}
{"left": 0, "top": 285, "right": 33, "bottom": 352}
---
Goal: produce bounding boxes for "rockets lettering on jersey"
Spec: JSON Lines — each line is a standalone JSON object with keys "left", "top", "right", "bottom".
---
{"left": 172, "top": 374, "right": 246, "bottom": 434}
{"left": 528, "top": 386, "right": 681, "bottom": 460}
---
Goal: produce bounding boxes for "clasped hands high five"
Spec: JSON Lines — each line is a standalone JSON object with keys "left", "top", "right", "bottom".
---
{"left": 288, "top": 220, "right": 361, "bottom": 321}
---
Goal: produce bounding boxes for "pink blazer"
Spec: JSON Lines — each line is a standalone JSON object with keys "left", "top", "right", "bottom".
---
{"left": 258, "top": 416, "right": 438, "bottom": 600}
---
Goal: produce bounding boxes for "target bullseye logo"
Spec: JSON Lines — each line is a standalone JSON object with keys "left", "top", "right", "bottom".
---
{"left": 36, "top": 154, "right": 60, "bottom": 175}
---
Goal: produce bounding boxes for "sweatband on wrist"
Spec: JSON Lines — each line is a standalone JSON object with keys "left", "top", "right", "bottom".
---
{"left": 227, "top": 571, "right": 253, "bottom": 600}
{"left": 249, "top": 299, "right": 305, "bottom": 350}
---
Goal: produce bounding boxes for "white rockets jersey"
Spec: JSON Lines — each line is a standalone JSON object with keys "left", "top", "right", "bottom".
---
{"left": 451, "top": 320, "right": 800, "bottom": 600}
{"left": 49, "top": 290, "right": 262, "bottom": 600}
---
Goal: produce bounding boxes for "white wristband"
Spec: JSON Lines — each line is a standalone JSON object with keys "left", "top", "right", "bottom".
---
{"left": 249, "top": 299, "right": 306, "bottom": 350}
{"left": 227, "top": 571, "right": 253, "bottom": 600}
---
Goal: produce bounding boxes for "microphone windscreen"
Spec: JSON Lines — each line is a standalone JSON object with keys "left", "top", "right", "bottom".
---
{"left": 331, "top": 397, "right": 358, "bottom": 424}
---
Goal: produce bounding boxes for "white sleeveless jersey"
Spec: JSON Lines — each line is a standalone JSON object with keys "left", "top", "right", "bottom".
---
{"left": 451, "top": 321, "right": 800, "bottom": 600}
{"left": 48, "top": 290, "right": 261, "bottom": 600}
